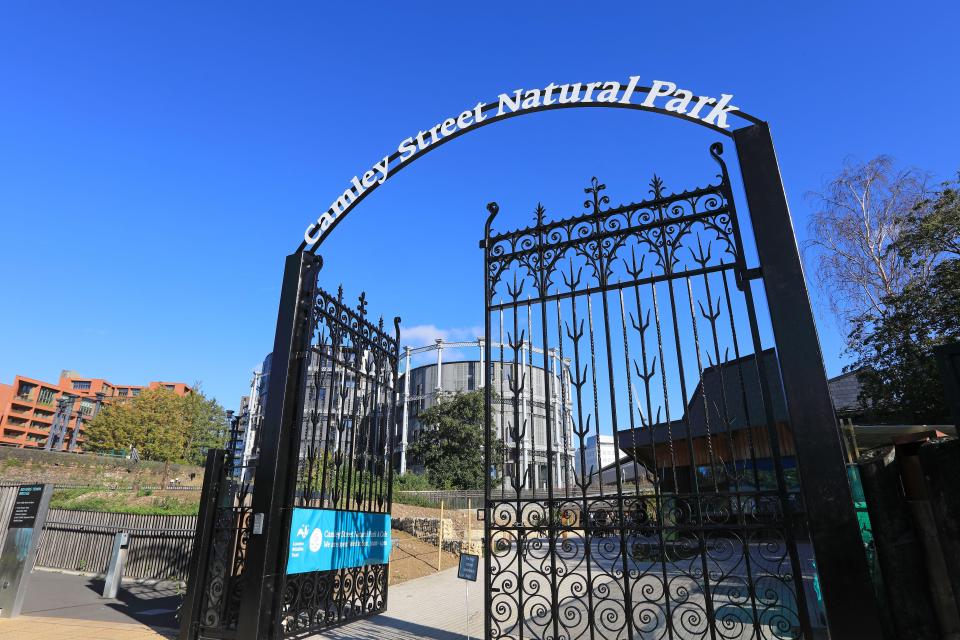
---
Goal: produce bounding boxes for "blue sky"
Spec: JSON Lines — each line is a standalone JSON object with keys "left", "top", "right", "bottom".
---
{"left": 1, "top": 2, "right": 958, "bottom": 409}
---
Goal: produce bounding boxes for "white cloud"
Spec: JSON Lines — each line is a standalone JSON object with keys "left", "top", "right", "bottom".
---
{"left": 400, "top": 324, "right": 483, "bottom": 348}
{"left": 400, "top": 324, "right": 485, "bottom": 369}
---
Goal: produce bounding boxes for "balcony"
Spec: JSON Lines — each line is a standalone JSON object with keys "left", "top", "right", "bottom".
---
{"left": 14, "top": 394, "right": 35, "bottom": 404}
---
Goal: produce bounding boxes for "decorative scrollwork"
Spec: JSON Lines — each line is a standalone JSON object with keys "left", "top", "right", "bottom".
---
{"left": 483, "top": 142, "right": 807, "bottom": 640}
{"left": 483, "top": 145, "right": 743, "bottom": 304}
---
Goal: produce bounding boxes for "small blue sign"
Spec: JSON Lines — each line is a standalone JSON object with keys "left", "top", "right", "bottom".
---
{"left": 458, "top": 553, "right": 479, "bottom": 582}
{"left": 286, "top": 508, "right": 391, "bottom": 575}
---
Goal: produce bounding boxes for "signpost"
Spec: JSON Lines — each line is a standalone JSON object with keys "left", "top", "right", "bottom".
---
{"left": 458, "top": 553, "right": 479, "bottom": 639}
{"left": 458, "top": 553, "right": 479, "bottom": 582}
{"left": 0, "top": 484, "right": 52, "bottom": 618}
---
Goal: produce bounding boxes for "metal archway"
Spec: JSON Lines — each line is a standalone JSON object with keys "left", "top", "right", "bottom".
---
{"left": 300, "top": 80, "right": 764, "bottom": 250}
{"left": 180, "top": 79, "right": 883, "bottom": 640}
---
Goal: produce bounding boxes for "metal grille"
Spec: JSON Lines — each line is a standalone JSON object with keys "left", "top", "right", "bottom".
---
{"left": 276, "top": 284, "right": 400, "bottom": 638}
{"left": 196, "top": 459, "right": 254, "bottom": 638}
{"left": 482, "top": 143, "right": 813, "bottom": 640}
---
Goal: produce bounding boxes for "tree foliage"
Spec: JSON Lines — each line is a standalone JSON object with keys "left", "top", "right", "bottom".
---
{"left": 805, "top": 156, "right": 931, "bottom": 323}
{"left": 85, "top": 386, "right": 227, "bottom": 464}
{"left": 407, "top": 390, "right": 504, "bottom": 490}
{"left": 846, "top": 172, "right": 960, "bottom": 423}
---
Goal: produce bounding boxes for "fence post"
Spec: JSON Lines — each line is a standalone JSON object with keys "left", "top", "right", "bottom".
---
{"left": 733, "top": 122, "right": 884, "bottom": 638}
{"left": 237, "top": 251, "right": 319, "bottom": 640}
{"left": 857, "top": 447, "right": 938, "bottom": 638}
{"left": 438, "top": 500, "right": 444, "bottom": 571}
{"left": 920, "top": 438, "right": 960, "bottom": 614}
{"left": 178, "top": 449, "right": 226, "bottom": 640}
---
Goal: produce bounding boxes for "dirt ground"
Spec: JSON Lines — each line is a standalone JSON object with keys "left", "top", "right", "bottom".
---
{"left": 389, "top": 529, "right": 459, "bottom": 584}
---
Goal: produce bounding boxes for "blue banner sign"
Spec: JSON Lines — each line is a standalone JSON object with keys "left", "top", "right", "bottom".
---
{"left": 286, "top": 508, "right": 391, "bottom": 575}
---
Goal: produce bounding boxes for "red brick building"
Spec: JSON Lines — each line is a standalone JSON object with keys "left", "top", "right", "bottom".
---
{"left": 0, "top": 370, "right": 191, "bottom": 450}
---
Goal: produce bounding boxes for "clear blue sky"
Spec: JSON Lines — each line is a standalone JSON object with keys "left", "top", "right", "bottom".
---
{"left": 1, "top": 2, "right": 958, "bottom": 409}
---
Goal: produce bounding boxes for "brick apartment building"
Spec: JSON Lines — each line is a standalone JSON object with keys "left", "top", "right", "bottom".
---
{"left": 0, "top": 370, "right": 191, "bottom": 450}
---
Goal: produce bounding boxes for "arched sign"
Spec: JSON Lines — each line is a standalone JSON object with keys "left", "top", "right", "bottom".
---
{"left": 301, "top": 77, "right": 763, "bottom": 249}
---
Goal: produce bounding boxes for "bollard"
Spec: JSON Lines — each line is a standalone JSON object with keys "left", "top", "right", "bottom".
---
{"left": 102, "top": 532, "right": 129, "bottom": 599}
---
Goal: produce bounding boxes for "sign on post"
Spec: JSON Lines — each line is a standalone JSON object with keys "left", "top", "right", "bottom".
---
{"left": 0, "top": 484, "right": 53, "bottom": 618}
{"left": 458, "top": 553, "right": 479, "bottom": 582}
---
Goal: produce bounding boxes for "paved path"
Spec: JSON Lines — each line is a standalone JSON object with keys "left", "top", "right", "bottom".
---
{"left": 317, "top": 565, "right": 484, "bottom": 640}
{"left": 0, "top": 615, "right": 174, "bottom": 639}
{"left": 0, "top": 569, "right": 178, "bottom": 640}
{"left": 0, "top": 566, "right": 483, "bottom": 640}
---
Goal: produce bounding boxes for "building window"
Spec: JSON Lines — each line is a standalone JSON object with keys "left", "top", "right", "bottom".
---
{"left": 131, "top": 389, "right": 140, "bottom": 396}
{"left": 72, "top": 381, "right": 92, "bottom": 391}
{"left": 80, "top": 399, "right": 95, "bottom": 415}
{"left": 117, "top": 388, "right": 128, "bottom": 396}
{"left": 164, "top": 384, "right": 175, "bottom": 391}
{"left": 16, "top": 382, "right": 36, "bottom": 400}
{"left": 37, "top": 388, "right": 57, "bottom": 405}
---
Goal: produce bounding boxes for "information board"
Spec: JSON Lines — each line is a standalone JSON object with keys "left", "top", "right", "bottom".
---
{"left": 458, "top": 553, "right": 479, "bottom": 582}
{"left": 286, "top": 508, "right": 391, "bottom": 575}
{"left": 8, "top": 484, "right": 44, "bottom": 529}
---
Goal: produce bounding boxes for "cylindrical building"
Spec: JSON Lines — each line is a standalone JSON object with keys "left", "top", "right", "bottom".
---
{"left": 397, "top": 338, "right": 575, "bottom": 490}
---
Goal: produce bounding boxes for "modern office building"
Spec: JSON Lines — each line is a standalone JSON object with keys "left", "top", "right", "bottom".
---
{"left": 231, "top": 366, "right": 265, "bottom": 481}
{"left": 573, "top": 434, "right": 618, "bottom": 479}
{"left": 398, "top": 338, "right": 576, "bottom": 490}
{"left": 0, "top": 370, "right": 191, "bottom": 450}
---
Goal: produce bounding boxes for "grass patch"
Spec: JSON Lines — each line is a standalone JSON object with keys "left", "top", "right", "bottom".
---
{"left": 50, "top": 487, "right": 199, "bottom": 515}
{"left": 393, "top": 493, "right": 440, "bottom": 508}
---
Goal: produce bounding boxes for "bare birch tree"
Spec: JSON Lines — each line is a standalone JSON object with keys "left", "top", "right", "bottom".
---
{"left": 805, "top": 155, "right": 931, "bottom": 324}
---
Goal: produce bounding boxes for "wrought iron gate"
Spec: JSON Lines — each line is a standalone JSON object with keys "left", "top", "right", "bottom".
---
{"left": 482, "top": 143, "right": 815, "bottom": 640}
{"left": 179, "top": 448, "right": 255, "bottom": 640}
{"left": 181, "top": 253, "right": 400, "bottom": 640}
{"left": 275, "top": 282, "right": 400, "bottom": 637}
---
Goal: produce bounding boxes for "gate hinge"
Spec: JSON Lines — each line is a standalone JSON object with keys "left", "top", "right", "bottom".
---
{"left": 736, "top": 266, "right": 763, "bottom": 291}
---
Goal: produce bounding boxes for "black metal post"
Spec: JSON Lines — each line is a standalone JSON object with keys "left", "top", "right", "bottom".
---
{"left": 237, "top": 251, "right": 319, "bottom": 640}
{"left": 733, "top": 122, "right": 884, "bottom": 639}
{"left": 178, "top": 448, "right": 226, "bottom": 640}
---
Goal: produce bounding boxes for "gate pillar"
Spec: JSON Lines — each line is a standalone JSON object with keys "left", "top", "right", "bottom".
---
{"left": 733, "top": 122, "right": 883, "bottom": 639}
{"left": 237, "top": 251, "right": 319, "bottom": 640}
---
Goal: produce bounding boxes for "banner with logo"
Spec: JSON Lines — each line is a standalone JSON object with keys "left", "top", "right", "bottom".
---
{"left": 286, "top": 508, "right": 391, "bottom": 575}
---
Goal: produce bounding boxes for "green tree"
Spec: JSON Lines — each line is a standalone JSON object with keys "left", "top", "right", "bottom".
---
{"left": 85, "top": 387, "right": 227, "bottom": 466}
{"left": 848, "top": 173, "right": 960, "bottom": 422}
{"left": 407, "top": 390, "right": 503, "bottom": 490}
{"left": 181, "top": 386, "right": 228, "bottom": 465}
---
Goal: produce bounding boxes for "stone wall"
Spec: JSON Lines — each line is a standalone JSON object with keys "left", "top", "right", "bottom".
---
{"left": 392, "top": 516, "right": 483, "bottom": 556}
{"left": 392, "top": 516, "right": 454, "bottom": 545}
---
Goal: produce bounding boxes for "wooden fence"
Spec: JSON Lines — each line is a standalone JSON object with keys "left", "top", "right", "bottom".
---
{"left": 36, "top": 510, "right": 197, "bottom": 581}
